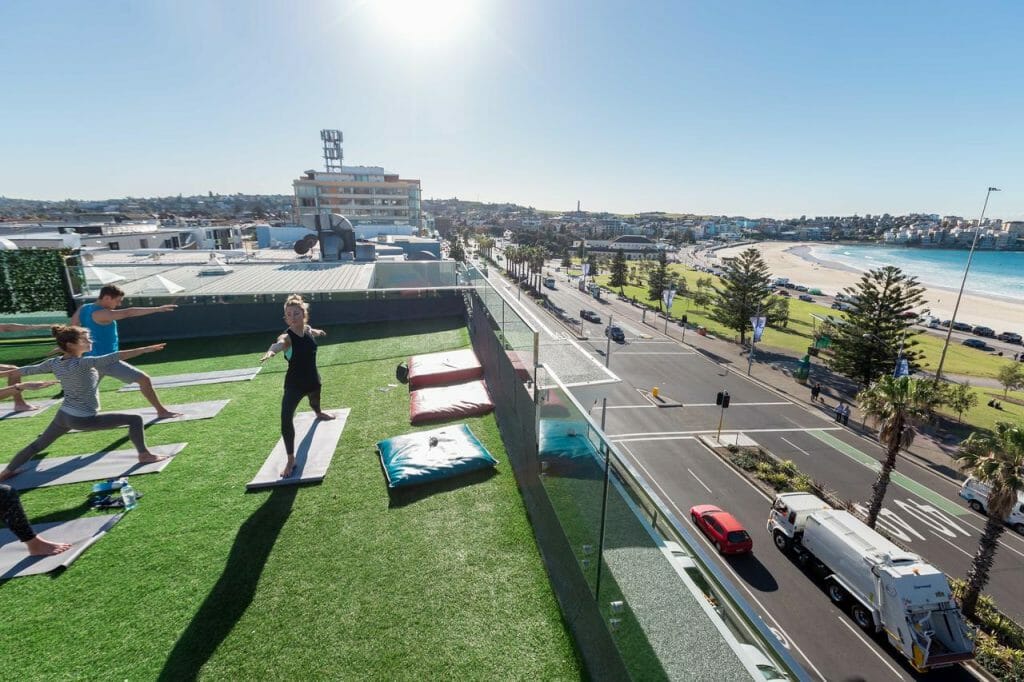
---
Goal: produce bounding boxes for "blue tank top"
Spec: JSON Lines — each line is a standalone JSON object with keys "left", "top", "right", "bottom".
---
{"left": 80, "top": 302, "right": 119, "bottom": 356}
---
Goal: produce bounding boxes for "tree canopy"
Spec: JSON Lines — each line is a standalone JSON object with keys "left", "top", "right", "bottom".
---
{"left": 709, "top": 247, "right": 772, "bottom": 344}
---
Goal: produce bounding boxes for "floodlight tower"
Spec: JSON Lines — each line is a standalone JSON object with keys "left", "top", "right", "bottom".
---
{"left": 321, "top": 129, "right": 343, "bottom": 172}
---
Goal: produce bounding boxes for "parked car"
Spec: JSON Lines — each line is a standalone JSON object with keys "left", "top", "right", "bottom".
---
{"left": 793, "top": 284, "right": 809, "bottom": 292}
{"left": 689, "top": 504, "right": 753, "bottom": 554}
{"left": 952, "top": 321, "right": 973, "bottom": 332}
{"left": 972, "top": 325, "right": 996, "bottom": 338}
{"left": 962, "top": 338, "right": 990, "bottom": 350}
{"left": 604, "top": 325, "right": 625, "bottom": 343}
{"left": 777, "top": 289, "right": 790, "bottom": 297}
{"left": 580, "top": 309, "right": 601, "bottom": 323}
{"left": 808, "top": 288, "right": 824, "bottom": 296}
{"left": 939, "top": 319, "right": 952, "bottom": 328}
{"left": 798, "top": 294, "right": 814, "bottom": 302}
{"left": 998, "top": 332, "right": 1023, "bottom": 344}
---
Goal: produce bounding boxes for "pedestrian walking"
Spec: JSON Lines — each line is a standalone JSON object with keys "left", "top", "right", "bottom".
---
{"left": 841, "top": 403, "right": 851, "bottom": 426}
{"left": 811, "top": 382, "right": 821, "bottom": 403}
{"left": 834, "top": 401, "right": 844, "bottom": 423}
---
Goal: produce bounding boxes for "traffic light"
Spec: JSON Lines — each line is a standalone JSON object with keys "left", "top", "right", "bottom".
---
{"left": 681, "top": 314, "right": 688, "bottom": 325}
{"left": 716, "top": 391, "right": 730, "bottom": 408}
{"left": 722, "top": 393, "right": 730, "bottom": 408}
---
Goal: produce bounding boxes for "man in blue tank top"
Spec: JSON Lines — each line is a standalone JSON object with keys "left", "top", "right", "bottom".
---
{"left": 9, "top": 285, "right": 181, "bottom": 418}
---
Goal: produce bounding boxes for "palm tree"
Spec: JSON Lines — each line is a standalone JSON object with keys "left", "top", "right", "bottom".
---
{"left": 857, "top": 376, "right": 937, "bottom": 528}
{"left": 955, "top": 422, "right": 1024, "bottom": 618}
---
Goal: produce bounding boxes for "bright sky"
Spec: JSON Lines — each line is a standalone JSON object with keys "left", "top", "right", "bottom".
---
{"left": 2, "top": 0, "right": 1022, "bottom": 218}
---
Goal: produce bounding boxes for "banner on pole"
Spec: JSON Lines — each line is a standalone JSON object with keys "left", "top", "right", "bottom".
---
{"left": 662, "top": 288, "right": 675, "bottom": 311}
{"left": 750, "top": 316, "right": 767, "bottom": 342}
{"left": 582, "top": 263, "right": 590, "bottom": 277}
{"left": 893, "top": 357, "right": 910, "bottom": 378}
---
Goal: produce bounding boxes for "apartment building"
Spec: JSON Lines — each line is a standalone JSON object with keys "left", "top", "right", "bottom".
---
{"left": 293, "top": 166, "right": 422, "bottom": 228}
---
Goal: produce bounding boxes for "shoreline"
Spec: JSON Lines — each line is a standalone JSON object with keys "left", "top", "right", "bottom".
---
{"left": 711, "top": 241, "right": 1024, "bottom": 334}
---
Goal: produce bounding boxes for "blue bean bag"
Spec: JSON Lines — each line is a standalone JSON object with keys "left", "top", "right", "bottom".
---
{"left": 377, "top": 423, "right": 497, "bottom": 489}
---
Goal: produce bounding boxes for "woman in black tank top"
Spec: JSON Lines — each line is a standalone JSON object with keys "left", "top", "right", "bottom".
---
{"left": 260, "top": 295, "right": 335, "bottom": 477}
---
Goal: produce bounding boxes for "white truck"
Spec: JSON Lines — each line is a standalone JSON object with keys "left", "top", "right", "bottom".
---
{"left": 768, "top": 492, "right": 974, "bottom": 672}
{"left": 959, "top": 476, "right": 1024, "bottom": 534}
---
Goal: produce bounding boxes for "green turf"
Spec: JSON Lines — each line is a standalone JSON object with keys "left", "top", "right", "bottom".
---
{"left": 0, "top": 318, "right": 581, "bottom": 681}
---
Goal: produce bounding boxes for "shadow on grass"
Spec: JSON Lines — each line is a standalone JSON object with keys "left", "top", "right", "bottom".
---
{"left": 387, "top": 467, "right": 498, "bottom": 508}
{"left": 157, "top": 486, "right": 298, "bottom": 682}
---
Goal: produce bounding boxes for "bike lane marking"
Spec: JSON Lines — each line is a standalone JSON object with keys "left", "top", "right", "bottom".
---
{"left": 804, "top": 430, "right": 968, "bottom": 517}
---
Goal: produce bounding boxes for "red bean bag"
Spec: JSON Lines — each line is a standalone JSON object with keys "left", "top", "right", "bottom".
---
{"left": 408, "top": 348, "right": 483, "bottom": 389}
{"left": 410, "top": 380, "right": 494, "bottom": 425}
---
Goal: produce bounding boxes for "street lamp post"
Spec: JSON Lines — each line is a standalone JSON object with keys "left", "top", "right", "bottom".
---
{"left": 934, "top": 187, "right": 1001, "bottom": 381}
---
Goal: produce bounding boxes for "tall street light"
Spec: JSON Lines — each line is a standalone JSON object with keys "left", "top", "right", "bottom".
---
{"left": 934, "top": 187, "right": 1001, "bottom": 381}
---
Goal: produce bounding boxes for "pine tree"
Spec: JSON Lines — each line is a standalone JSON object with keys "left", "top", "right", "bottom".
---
{"left": 709, "top": 248, "right": 772, "bottom": 344}
{"left": 646, "top": 249, "right": 669, "bottom": 308}
{"left": 586, "top": 253, "right": 599, "bottom": 277}
{"left": 609, "top": 249, "right": 628, "bottom": 292}
{"left": 828, "top": 266, "right": 925, "bottom": 387}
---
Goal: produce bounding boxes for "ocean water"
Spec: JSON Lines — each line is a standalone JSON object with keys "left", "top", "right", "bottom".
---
{"left": 809, "top": 244, "right": 1024, "bottom": 300}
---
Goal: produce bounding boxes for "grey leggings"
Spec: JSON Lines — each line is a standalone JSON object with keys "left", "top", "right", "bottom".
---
{"left": 4, "top": 410, "right": 148, "bottom": 474}
{"left": 1, "top": 484, "right": 35, "bottom": 542}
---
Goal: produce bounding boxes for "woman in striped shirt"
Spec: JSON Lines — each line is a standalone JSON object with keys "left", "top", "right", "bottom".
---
{"left": 0, "top": 325, "right": 171, "bottom": 482}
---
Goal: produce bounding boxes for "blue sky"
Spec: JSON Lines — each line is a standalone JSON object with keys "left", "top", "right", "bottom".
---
{"left": 2, "top": 0, "right": 1022, "bottom": 218}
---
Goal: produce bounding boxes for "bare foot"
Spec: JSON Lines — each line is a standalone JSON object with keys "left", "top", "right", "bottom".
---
{"left": 0, "top": 468, "right": 17, "bottom": 482}
{"left": 281, "top": 456, "right": 296, "bottom": 478}
{"left": 12, "top": 403, "right": 37, "bottom": 413}
{"left": 26, "top": 536, "right": 72, "bottom": 556}
{"left": 138, "top": 452, "right": 170, "bottom": 464}
{"left": 315, "top": 411, "right": 335, "bottom": 421}
{"left": 155, "top": 411, "right": 183, "bottom": 420}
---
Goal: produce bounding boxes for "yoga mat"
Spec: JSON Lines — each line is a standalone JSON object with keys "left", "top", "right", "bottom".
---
{"left": 71, "top": 400, "right": 230, "bottom": 429}
{"left": 0, "top": 515, "right": 123, "bottom": 579}
{"left": 118, "top": 367, "right": 262, "bottom": 392}
{"left": 0, "top": 399, "right": 61, "bottom": 420}
{"left": 4, "top": 443, "right": 187, "bottom": 491}
{"left": 247, "top": 409, "right": 349, "bottom": 490}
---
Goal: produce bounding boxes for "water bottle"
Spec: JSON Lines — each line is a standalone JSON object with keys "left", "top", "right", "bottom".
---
{"left": 92, "top": 478, "right": 125, "bottom": 494}
{"left": 120, "top": 481, "right": 138, "bottom": 510}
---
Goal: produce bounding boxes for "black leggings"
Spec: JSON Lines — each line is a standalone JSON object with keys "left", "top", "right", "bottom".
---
{"left": 281, "top": 385, "right": 322, "bottom": 456}
{"left": 1, "top": 484, "right": 35, "bottom": 542}
{"left": 4, "top": 410, "right": 148, "bottom": 475}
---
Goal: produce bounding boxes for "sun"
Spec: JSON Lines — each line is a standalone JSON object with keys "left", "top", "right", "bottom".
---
{"left": 368, "top": 0, "right": 478, "bottom": 45}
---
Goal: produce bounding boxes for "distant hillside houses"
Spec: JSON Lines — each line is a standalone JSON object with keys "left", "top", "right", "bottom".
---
{"left": 575, "top": 235, "right": 668, "bottom": 259}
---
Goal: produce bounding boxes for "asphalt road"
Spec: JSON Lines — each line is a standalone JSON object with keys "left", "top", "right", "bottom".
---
{"left": 522, "top": 265, "right": 1003, "bottom": 680}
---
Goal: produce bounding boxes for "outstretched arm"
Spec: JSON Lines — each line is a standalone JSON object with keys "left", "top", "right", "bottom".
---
{"left": 260, "top": 333, "right": 291, "bottom": 363}
{"left": 0, "top": 381, "right": 59, "bottom": 400}
{"left": 116, "top": 343, "right": 167, "bottom": 362}
{"left": 91, "top": 305, "right": 178, "bottom": 323}
{"left": 0, "top": 323, "right": 53, "bottom": 333}
{"left": 307, "top": 325, "right": 326, "bottom": 338}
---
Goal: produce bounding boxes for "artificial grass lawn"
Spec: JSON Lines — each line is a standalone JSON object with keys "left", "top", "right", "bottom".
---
{"left": 595, "top": 266, "right": 1013, "bottom": 380}
{"left": 0, "top": 318, "right": 581, "bottom": 681}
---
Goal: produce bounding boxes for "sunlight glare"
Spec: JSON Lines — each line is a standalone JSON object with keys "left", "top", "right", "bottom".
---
{"left": 369, "top": 0, "right": 478, "bottom": 45}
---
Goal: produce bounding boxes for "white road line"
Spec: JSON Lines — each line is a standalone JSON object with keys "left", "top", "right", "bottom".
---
{"left": 780, "top": 437, "right": 813, "bottom": 457}
{"left": 684, "top": 401, "right": 792, "bottom": 407}
{"left": 605, "top": 404, "right": 658, "bottom": 410}
{"left": 835, "top": 617, "right": 905, "bottom": 680}
{"left": 618, "top": 443, "right": 827, "bottom": 681}
{"left": 687, "top": 468, "right": 713, "bottom": 494}
{"left": 613, "top": 352, "right": 697, "bottom": 355}
{"left": 928, "top": 531, "right": 975, "bottom": 559}
{"left": 610, "top": 427, "right": 844, "bottom": 441}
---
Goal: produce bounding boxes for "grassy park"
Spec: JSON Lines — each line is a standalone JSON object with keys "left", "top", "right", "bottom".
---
{"left": 0, "top": 319, "right": 580, "bottom": 681}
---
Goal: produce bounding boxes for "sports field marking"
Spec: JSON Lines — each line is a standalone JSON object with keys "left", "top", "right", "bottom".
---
{"left": 804, "top": 430, "right": 967, "bottom": 517}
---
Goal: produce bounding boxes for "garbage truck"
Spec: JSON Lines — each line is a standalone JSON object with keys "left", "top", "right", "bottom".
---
{"left": 767, "top": 492, "right": 974, "bottom": 672}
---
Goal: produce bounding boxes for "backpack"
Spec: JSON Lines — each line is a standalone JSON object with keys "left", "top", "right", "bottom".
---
{"left": 395, "top": 362, "right": 409, "bottom": 384}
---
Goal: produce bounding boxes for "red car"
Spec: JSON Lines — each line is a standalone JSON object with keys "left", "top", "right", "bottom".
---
{"left": 689, "top": 505, "right": 753, "bottom": 554}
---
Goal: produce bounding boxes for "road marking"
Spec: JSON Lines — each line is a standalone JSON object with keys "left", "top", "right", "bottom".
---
{"left": 835, "top": 617, "right": 905, "bottom": 680}
{"left": 684, "top": 401, "right": 792, "bottom": 407}
{"left": 780, "top": 437, "right": 813, "bottom": 457}
{"left": 610, "top": 427, "right": 844, "bottom": 441}
{"left": 804, "top": 430, "right": 968, "bottom": 517}
{"left": 618, "top": 443, "right": 827, "bottom": 681}
{"left": 605, "top": 404, "right": 658, "bottom": 410}
{"left": 687, "top": 468, "right": 713, "bottom": 494}
{"left": 929, "top": 530, "right": 974, "bottom": 559}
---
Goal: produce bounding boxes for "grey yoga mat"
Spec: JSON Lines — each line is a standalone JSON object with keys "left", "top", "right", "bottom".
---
{"left": 118, "top": 367, "right": 262, "bottom": 392}
{"left": 70, "top": 400, "right": 230, "bottom": 429}
{"left": 247, "top": 409, "right": 349, "bottom": 490}
{"left": 0, "top": 399, "right": 61, "bottom": 420}
{"left": 0, "top": 514, "right": 123, "bottom": 579}
{"left": 4, "top": 443, "right": 187, "bottom": 491}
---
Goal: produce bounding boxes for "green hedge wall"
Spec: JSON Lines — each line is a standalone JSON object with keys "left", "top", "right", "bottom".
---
{"left": 0, "top": 250, "right": 74, "bottom": 314}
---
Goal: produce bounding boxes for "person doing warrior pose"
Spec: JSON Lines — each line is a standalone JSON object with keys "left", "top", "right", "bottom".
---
{"left": 260, "top": 295, "right": 334, "bottom": 478}
{"left": 0, "top": 325, "right": 171, "bottom": 482}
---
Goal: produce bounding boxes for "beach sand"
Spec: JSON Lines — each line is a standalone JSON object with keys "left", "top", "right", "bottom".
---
{"left": 709, "top": 242, "right": 1024, "bottom": 334}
